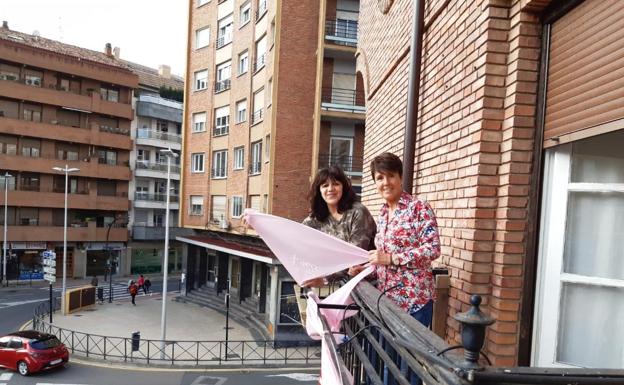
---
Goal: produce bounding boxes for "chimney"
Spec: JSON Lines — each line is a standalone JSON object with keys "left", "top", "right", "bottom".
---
{"left": 158, "top": 65, "right": 171, "bottom": 79}
{"left": 104, "top": 42, "right": 112, "bottom": 57}
{"left": 113, "top": 46, "right": 120, "bottom": 59}
{"left": 2, "top": 21, "right": 8, "bottom": 29}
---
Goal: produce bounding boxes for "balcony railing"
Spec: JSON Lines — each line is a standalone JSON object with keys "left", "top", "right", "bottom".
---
{"left": 210, "top": 168, "right": 227, "bottom": 178}
{"left": 216, "top": 34, "right": 232, "bottom": 49}
{"left": 135, "top": 160, "right": 181, "bottom": 174}
{"left": 213, "top": 124, "right": 229, "bottom": 136}
{"left": 134, "top": 192, "right": 179, "bottom": 203}
{"left": 325, "top": 19, "right": 358, "bottom": 47}
{"left": 251, "top": 109, "right": 264, "bottom": 125}
{"left": 136, "top": 128, "right": 181, "bottom": 143}
{"left": 253, "top": 53, "right": 267, "bottom": 72}
{"left": 318, "top": 154, "right": 363, "bottom": 174}
{"left": 321, "top": 87, "right": 366, "bottom": 113}
{"left": 248, "top": 162, "right": 261, "bottom": 175}
{"left": 99, "top": 125, "right": 130, "bottom": 136}
{"left": 214, "top": 79, "right": 231, "bottom": 93}
{"left": 255, "top": 0, "right": 267, "bottom": 21}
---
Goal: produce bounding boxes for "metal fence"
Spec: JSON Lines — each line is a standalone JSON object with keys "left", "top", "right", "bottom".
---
{"left": 32, "top": 301, "right": 320, "bottom": 367}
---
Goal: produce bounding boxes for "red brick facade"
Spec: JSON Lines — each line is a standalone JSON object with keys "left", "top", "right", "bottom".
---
{"left": 358, "top": 0, "right": 550, "bottom": 365}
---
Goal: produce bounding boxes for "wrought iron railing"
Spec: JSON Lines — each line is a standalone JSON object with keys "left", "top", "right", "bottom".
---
{"left": 318, "top": 154, "right": 363, "bottom": 174}
{"left": 213, "top": 124, "right": 229, "bottom": 136}
{"left": 254, "top": 53, "right": 267, "bottom": 72}
{"left": 216, "top": 34, "right": 232, "bottom": 49}
{"left": 251, "top": 109, "right": 264, "bottom": 125}
{"left": 325, "top": 19, "right": 358, "bottom": 47}
{"left": 32, "top": 300, "right": 320, "bottom": 367}
{"left": 249, "top": 162, "right": 261, "bottom": 175}
{"left": 100, "top": 125, "right": 130, "bottom": 136}
{"left": 214, "top": 79, "right": 231, "bottom": 93}
{"left": 321, "top": 87, "right": 365, "bottom": 108}
{"left": 136, "top": 128, "right": 181, "bottom": 143}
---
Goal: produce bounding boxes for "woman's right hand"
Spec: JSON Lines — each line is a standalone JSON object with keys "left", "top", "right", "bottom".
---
{"left": 348, "top": 264, "right": 366, "bottom": 276}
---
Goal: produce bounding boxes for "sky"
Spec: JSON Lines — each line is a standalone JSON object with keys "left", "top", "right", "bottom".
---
{"left": 2, "top": 0, "right": 188, "bottom": 77}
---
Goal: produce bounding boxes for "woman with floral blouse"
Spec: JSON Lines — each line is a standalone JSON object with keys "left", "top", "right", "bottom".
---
{"left": 351, "top": 152, "right": 440, "bottom": 325}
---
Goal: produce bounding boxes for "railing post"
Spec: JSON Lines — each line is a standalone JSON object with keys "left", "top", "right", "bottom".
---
{"left": 171, "top": 343, "right": 175, "bottom": 365}
{"left": 453, "top": 295, "right": 495, "bottom": 370}
{"left": 86, "top": 334, "right": 89, "bottom": 358}
{"left": 104, "top": 337, "right": 107, "bottom": 360}
{"left": 124, "top": 337, "right": 127, "bottom": 362}
{"left": 71, "top": 331, "right": 74, "bottom": 354}
{"left": 196, "top": 342, "right": 199, "bottom": 366}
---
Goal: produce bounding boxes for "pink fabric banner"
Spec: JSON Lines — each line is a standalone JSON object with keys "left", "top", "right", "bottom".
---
{"left": 244, "top": 209, "right": 369, "bottom": 285}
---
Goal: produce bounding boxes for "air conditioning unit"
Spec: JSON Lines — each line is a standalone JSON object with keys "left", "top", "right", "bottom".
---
{"left": 219, "top": 218, "right": 230, "bottom": 230}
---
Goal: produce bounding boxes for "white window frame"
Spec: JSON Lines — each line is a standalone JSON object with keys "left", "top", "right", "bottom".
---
{"left": 236, "top": 99, "right": 247, "bottom": 123}
{"left": 194, "top": 70, "right": 208, "bottom": 91}
{"left": 239, "top": 2, "right": 251, "bottom": 27}
{"left": 197, "top": 0, "right": 210, "bottom": 6}
{"left": 212, "top": 150, "right": 228, "bottom": 179}
{"left": 254, "top": 35, "right": 267, "bottom": 72}
{"left": 249, "top": 194, "right": 261, "bottom": 211}
{"left": 191, "top": 153, "right": 205, "bottom": 173}
{"left": 192, "top": 112, "right": 206, "bottom": 133}
{"left": 214, "top": 106, "right": 230, "bottom": 136}
{"left": 238, "top": 51, "right": 249, "bottom": 75}
{"left": 264, "top": 134, "right": 270, "bottom": 162}
{"left": 190, "top": 195, "right": 204, "bottom": 215}
{"left": 233, "top": 146, "right": 244, "bottom": 170}
{"left": 231, "top": 196, "right": 244, "bottom": 218}
{"left": 195, "top": 27, "right": 210, "bottom": 49}
{"left": 217, "top": 15, "right": 233, "bottom": 48}
{"left": 210, "top": 195, "right": 227, "bottom": 222}
{"left": 250, "top": 140, "right": 262, "bottom": 175}
{"left": 216, "top": 61, "right": 231, "bottom": 82}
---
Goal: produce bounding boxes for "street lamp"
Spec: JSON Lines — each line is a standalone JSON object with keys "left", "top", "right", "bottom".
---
{"left": 1, "top": 172, "right": 12, "bottom": 287}
{"left": 159, "top": 148, "right": 178, "bottom": 355}
{"left": 52, "top": 165, "right": 80, "bottom": 315}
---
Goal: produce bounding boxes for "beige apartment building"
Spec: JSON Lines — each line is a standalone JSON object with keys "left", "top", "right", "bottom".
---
{"left": 0, "top": 24, "right": 136, "bottom": 280}
{"left": 179, "top": 0, "right": 365, "bottom": 340}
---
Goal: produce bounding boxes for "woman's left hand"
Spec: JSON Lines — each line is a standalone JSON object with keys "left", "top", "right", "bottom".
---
{"left": 368, "top": 250, "right": 392, "bottom": 265}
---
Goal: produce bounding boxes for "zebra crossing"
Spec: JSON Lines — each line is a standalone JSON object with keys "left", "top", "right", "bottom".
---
{"left": 43, "top": 283, "right": 141, "bottom": 301}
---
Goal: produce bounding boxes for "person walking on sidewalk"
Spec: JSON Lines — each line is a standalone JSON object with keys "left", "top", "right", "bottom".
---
{"left": 129, "top": 281, "right": 138, "bottom": 306}
{"left": 137, "top": 275, "right": 145, "bottom": 295}
{"left": 143, "top": 278, "right": 152, "bottom": 295}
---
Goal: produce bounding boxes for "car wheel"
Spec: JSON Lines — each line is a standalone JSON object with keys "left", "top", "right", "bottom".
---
{"left": 17, "top": 360, "right": 29, "bottom": 376}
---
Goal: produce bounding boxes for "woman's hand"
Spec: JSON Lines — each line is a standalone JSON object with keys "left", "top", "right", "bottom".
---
{"left": 348, "top": 264, "right": 366, "bottom": 276}
{"left": 368, "top": 250, "right": 392, "bottom": 265}
{"left": 302, "top": 277, "right": 326, "bottom": 287}
{"left": 241, "top": 214, "right": 254, "bottom": 230}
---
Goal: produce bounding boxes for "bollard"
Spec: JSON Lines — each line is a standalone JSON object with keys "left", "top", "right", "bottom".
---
{"left": 131, "top": 331, "right": 140, "bottom": 352}
{"left": 453, "top": 295, "right": 494, "bottom": 370}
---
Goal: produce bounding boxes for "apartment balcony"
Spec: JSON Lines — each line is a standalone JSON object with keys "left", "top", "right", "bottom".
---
{"left": 213, "top": 124, "right": 229, "bottom": 137}
{"left": 131, "top": 224, "right": 193, "bottom": 241}
{"left": 136, "top": 94, "right": 183, "bottom": 123}
{"left": 318, "top": 154, "right": 363, "bottom": 176}
{"left": 0, "top": 117, "right": 132, "bottom": 151}
{"left": 2, "top": 221, "right": 128, "bottom": 242}
{"left": 256, "top": 0, "right": 267, "bottom": 21}
{"left": 321, "top": 87, "right": 366, "bottom": 116}
{"left": 251, "top": 109, "right": 264, "bottom": 125}
{"left": 248, "top": 162, "right": 262, "bottom": 176}
{"left": 133, "top": 192, "right": 180, "bottom": 210}
{"left": 0, "top": 153, "right": 131, "bottom": 181}
{"left": 214, "top": 79, "right": 231, "bottom": 94}
{"left": 216, "top": 34, "right": 232, "bottom": 49}
{"left": 0, "top": 186, "right": 128, "bottom": 211}
{"left": 253, "top": 53, "right": 267, "bottom": 73}
{"left": 0, "top": 77, "right": 133, "bottom": 120}
{"left": 325, "top": 19, "right": 358, "bottom": 48}
{"left": 136, "top": 128, "right": 182, "bottom": 150}
{"left": 134, "top": 160, "right": 181, "bottom": 179}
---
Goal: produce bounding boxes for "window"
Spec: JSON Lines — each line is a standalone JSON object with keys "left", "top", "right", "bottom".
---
{"left": 100, "top": 87, "right": 119, "bottom": 102}
{"left": 263, "top": 194, "right": 269, "bottom": 213}
{"left": 238, "top": 51, "right": 249, "bottom": 75}
{"left": 265, "top": 134, "right": 270, "bottom": 161}
{"left": 215, "top": 61, "right": 231, "bottom": 93}
{"left": 254, "top": 35, "right": 267, "bottom": 72}
{"left": 267, "top": 77, "right": 273, "bottom": 106}
{"left": 190, "top": 195, "right": 204, "bottom": 215}
{"left": 153, "top": 213, "right": 164, "bottom": 227}
{"left": 240, "top": 2, "right": 251, "bottom": 26}
{"left": 20, "top": 173, "right": 39, "bottom": 191}
{"left": 156, "top": 120, "right": 168, "bottom": 132}
{"left": 252, "top": 88, "right": 264, "bottom": 124}
{"left": 25, "top": 74, "right": 41, "bottom": 87}
{"left": 210, "top": 195, "right": 227, "bottom": 222}
{"left": 98, "top": 149, "right": 117, "bottom": 165}
{"left": 217, "top": 15, "right": 233, "bottom": 48}
{"left": 214, "top": 106, "right": 229, "bottom": 136}
{"left": 233, "top": 146, "right": 244, "bottom": 170}
{"left": 21, "top": 139, "right": 40, "bottom": 158}
{"left": 23, "top": 104, "right": 41, "bottom": 122}
{"left": 196, "top": 27, "right": 210, "bottom": 49}
{"left": 236, "top": 100, "right": 247, "bottom": 123}
{"left": 136, "top": 149, "right": 150, "bottom": 161}
{"left": 212, "top": 150, "right": 227, "bottom": 178}
{"left": 194, "top": 70, "right": 208, "bottom": 91}
{"left": 256, "top": 0, "right": 268, "bottom": 21}
{"left": 330, "top": 136, "right": 354, "bottom": 171}
{"left": 197, "top": 0, "right": 210, "bottom": 6}
{"left": 250, "top": 140, "right": 262, "bottom": 174}
{"left": 249, "top": 194, "right": 261, "bottom": 211}
{"left": 231, "top": 196, "right": 243, "bottom": 218}
{"left": 57, "top": 149, "right": 78, "bottom": 161}
{"left": 191, "top": 153, "right": 205, "bottom": 173}
{"left": 192, "top": 112, "right": 206, "bottom": 132}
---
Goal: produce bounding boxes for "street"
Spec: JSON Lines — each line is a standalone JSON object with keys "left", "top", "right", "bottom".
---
{"left": 0, "top": 279, "right": 318, "bottom": 385}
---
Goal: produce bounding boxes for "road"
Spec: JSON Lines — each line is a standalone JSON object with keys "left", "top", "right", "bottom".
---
{"left": 0, "top": 279, "right": 319, "bottom": 385}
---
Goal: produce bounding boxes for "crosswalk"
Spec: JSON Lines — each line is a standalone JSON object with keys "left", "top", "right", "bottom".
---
{"left": 0, "top": 372, "right": 93, "bottom": 385}
{"left": 43, "top": 283, "right": 157, "bottom": 302}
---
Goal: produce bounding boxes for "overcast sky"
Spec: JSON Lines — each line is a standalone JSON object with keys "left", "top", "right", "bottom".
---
{"left": 2, "top": 0, "right": 188, "bottom": 77}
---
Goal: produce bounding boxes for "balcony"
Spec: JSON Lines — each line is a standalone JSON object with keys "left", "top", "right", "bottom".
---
{"left": 253, "top": 53, "right": 267, "bottom": 73}
{"left": 321, "top": 87, "right": 366, "bottom": 115}
{"left": 0, "top": 185, "right": 128, "bottom": 211}
{"left": 325, "top": 19, "right": 358, "bottom": 47}
{"left": 318, "top": 154, "right": 363, "bottom": 176}
{"left": 251, "top": 109, "right": 264, "bottom": 125}
{"left": 133, "top": 192, "right": 180, "bottom": 210}
{"left": 131, "top": 224, "right": 194, "bottom": 241}
{"left": 214, "top": 79, "right": 231, "bottom": 94}
{"left": 134, "top": 160, "right": 181, "bottom": 179}
{"left": 136, "top": 94, "right": 183, "bottom": 123}
{"left": 210, "top": 168, "right": 227, "bottom": 179}
{"left": 216, "top": 34, "right": 232, "bottom": 49}
{"left": 136, "top": 128, "right": 182, "bottom": 150}
{"left": 248, "top": 162, "right": 261, "bottom": 175}
{"left": 3, "top": 221, "right": 128, "bottom": 242}
{"left": 256, "top": 0, "right": 267, "bottom": 21}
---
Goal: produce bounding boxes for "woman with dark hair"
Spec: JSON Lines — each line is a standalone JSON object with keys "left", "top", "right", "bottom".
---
{"left": 301, "top": 165, "right": 376, "bottom": 287}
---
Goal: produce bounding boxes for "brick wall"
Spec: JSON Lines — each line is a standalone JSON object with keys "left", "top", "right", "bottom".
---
{"left": 358, "top": 0, "right": 545, "bottom": 365}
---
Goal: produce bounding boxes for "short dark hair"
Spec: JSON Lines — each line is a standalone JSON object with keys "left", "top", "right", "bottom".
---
{"left": 308, "top": 165, "right": 356, "bottom": 221}
{"left": 370, "top": 152, "right": 403, "bottom": 180}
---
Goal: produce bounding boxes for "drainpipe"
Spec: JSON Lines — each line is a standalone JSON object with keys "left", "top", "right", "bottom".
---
{"left": 402, "top": 0, "right": 426, "bottom": 193}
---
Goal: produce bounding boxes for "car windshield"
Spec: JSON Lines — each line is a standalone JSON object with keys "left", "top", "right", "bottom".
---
{"left": 30, "top": 336, "right": 62, "bottom": 350}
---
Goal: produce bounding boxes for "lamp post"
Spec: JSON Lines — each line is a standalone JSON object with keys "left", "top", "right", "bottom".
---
{"left": 159, "top": 148, "right": 178, "bottom": 356}
{"left": 52, "top": 165, "right": 80, "bottom": 315}
{"left": 1, "top": 173, "right": 12, "bottom": 287}
{"left": 106, "top": 215, "right": 127, "bottom": 303}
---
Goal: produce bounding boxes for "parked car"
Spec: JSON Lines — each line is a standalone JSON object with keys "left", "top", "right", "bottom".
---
{"left": 0, "top": 331, "right": 69, "bottom": 376}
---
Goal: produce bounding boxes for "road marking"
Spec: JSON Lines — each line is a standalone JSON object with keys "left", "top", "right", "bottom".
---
{"left": 36, "top": 383, "right": 92, "bottom": 385}
{"left": 0, "top": 298, "right": 47, "bottom": 307}
{"left": 267, "top": 373, "right": 320, "bottom": 382}
{"left": 190, "top": 376, "right": 227, "bottom": 385}
{"left": 0, "top": 372, "right": 13, "bottom": 381}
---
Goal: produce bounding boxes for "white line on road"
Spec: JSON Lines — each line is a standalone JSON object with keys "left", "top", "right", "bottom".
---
{"left": 266, "top": 373, "right": 320, "bottom": 382}
{"left": 0, "top": 298, "right": 47, "bottom": 307}
{"left": 0, "top": 372, "right": 12, "bottom": 380}
{"left": 36, "top": 383, "right": 93, "bottom": 385}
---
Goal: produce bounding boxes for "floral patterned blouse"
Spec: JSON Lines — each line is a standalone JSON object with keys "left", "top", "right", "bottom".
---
{"left": 374, "top": 192, "right": 441, "bottom": 311}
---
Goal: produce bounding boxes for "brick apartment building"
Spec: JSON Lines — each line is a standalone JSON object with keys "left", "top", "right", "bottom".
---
{"left": 179, "top": 0, "right": 366, "bottom": 339}
{"left": 357, "top": 0, "right": 623, "bottom": 369}
{"left": 0, "top": 24, "right": 137, "bottom": 280}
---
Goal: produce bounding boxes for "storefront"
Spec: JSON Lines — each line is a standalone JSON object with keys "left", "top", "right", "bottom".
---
{"left": 11, "top": 242, "right": 46, "bottom": 280}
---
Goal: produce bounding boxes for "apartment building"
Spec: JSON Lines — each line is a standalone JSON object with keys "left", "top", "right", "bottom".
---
{"left": 0, "top": 24, "right": 136, "bottom": 280}
{"left": 357, "top": 0, "right": 624, "bottom": 369}
{"left": 178, "top": 0, "right": 365, "bottom": 339}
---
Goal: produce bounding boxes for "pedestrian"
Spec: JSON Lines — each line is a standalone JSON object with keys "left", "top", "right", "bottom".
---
{"left": 137, "top": 274, "right": 145, "bottom": 295}
{"left": 90, "top": 275, "right": 98, "bottom": 287}
{"left": 144, "top": 278, "right": 152, "bottom": 295}
{"left": 129, "top": 281, "right": 138, "bottom": 306}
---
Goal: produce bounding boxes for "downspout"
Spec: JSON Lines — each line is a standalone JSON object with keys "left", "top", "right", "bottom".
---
{"left": 402, "top": 0, "right": 426, "bottom": 193}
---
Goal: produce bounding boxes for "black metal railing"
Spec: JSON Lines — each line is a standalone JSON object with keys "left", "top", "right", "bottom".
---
{"left": 214, "top": 79, "right": 231, "bottom": 93}
{"left": 253, "top": 53, "right": 267, "bottom": 72}
{"left": 32, "top": 300, "right": 320, "bottom": 367}
{"left": 248, "top": 162, "right": 261, "bottom": 175}
{"left": 251, "top": 109, "right": 263, "bottom": 125}
{"left": 213, "top": 124, "right": 229, "bottom": 136}
{"left": 134, "top": 192, "right": 179, "bottom": 203}
{"left": 255, "top": 0, "right": 267, "bottom": 21}
{"left": 318, "top": 154, "right": 363, "bottom": 174}
{"left": 100, "top": 125, "right": 130, "bottom": 136}
{"left": 210, "top": 168, "right": 227, "bottom": 178}
{"left": 216, "top": 34, "right": 232, "bottom": 49}
{"left": 321, "top": 87, "right": 365, "bottom": 108}
{"left": 135, "top": 160, "right": 181, "bottom": 174}
{"left": 325, "top": 19, "right": 358, "bottom": 47}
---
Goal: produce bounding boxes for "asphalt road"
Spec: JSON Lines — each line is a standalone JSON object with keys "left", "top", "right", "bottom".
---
{"left": 0, "top": 280, "right": 319, "bottom": 385}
